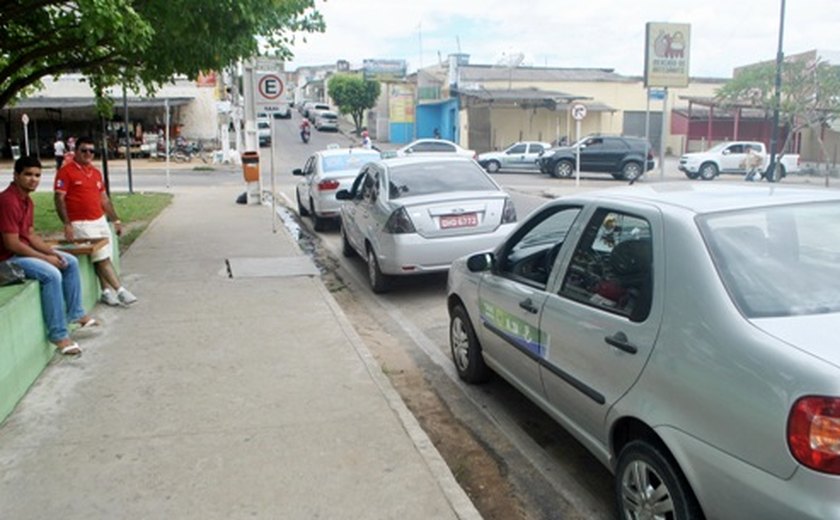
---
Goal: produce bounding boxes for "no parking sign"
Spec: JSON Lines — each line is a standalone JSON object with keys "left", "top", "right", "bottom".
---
{"left": 254, "top": 73, "right": 284, "bottom": 112}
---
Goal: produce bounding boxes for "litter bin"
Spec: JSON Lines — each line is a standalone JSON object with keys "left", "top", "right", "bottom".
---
{"left": 241, "top": 151, "right": 259, "bottom": 182}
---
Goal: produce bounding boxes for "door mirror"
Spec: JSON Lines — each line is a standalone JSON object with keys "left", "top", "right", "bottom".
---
{"left": 336, "top": 189, "right": 352, "bottom": 200}
{"left": 466, "top": 252, "right": 494, "bottom": 272}
{"left": 292, "top": 168, "right": 304, "bottom": 176}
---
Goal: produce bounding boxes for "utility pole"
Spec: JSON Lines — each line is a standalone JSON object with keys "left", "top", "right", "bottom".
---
{"left": 767, "top": 0, "right": 787, "bottom": 183}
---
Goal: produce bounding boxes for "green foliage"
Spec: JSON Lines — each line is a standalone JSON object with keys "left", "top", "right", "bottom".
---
{"left": 327, "top": 74, "right": 381, "bottom": 133}
{"left": 0, "top": 0, "right": 324, "bottom": 113}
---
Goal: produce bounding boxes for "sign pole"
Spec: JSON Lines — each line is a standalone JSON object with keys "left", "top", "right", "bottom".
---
{"left": 660, "top": 87, "right": 668, "bottom": 181}
{"left": 644, "top": 89, "right": 651, "bottom": 182}
{"left": 575, "top": 120, "right": 581, "bottom": 187}
{"left": 165, "top": 98, "right": 171, "bottom": 189}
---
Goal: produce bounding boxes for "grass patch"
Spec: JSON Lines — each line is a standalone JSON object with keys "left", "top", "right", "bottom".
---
{"left": 32, "top": 191, "right": 172, "bottom": 250}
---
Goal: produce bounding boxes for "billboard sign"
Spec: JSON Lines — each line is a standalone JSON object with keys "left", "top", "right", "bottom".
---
{"left": 363, "top": 59, "right": 407, "bottom": 81}
{"left": 389, "top": 84, "right": 415, "bottom": 123}
{"left": 644, "top": 22, "right": 691, "bottom": 88}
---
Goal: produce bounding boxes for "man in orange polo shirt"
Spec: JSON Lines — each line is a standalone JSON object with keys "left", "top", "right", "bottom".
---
{"left": 54, "top": 137, "right": 137, "bottom": 307}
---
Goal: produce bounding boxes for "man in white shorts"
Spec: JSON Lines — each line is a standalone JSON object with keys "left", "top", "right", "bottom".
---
{"left": 54, "top": 136, "right": 137, "bottom": 306}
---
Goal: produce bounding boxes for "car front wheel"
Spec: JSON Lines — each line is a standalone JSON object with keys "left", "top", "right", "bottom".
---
{"left": 699, "top": 162, "right": 718, "bottom": 180}
{"left": 485, "top": 160, "right": 501, "bottom": 173}
{"left": 615, "top": 440, "right": 703, "bottom": 520}
{"left": 450, "top": 304, "right": 490, "bottom": 383}
{"left": 552, "top": 159, "right": 575, "bottom": 178}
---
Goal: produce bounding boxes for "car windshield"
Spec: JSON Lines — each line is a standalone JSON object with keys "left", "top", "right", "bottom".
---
{"left": 700, "top": 201, "right": 840, "bottom": 318}
{"left": 321, "top": 152, "right": 380, "bottom": 173}
{"left": 387, "top": 161, "right": 497, "bottom": 199}
{"left": 706, "top": 142, "right": 730, "bottom": 153}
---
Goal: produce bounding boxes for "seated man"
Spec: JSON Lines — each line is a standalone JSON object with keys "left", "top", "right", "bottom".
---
{"left": 0, "top": 156, "right": 98, "bottom": 355}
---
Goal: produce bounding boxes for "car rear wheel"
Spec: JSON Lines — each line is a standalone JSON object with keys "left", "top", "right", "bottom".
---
{"left": 450, "top": 304, "right": 490, "bottom": 383}
{"left": 367, "top": 247, "right": 391, "bottom": 293}
{"left": 485, "top": 160, "right": 501, "bottom": 173}
{"left": 310, "top": 198, "right": 328, "bottom": 231}
{"left": 699, "top": 162, "right": 718, "bottom": 180}
{"left": 297, "top": 192, "right": 309, "bottom": 216}
{"left": 552, "top": 159, "right": 574, "bottom": 178}
{"left": 615, "top": 440, "right": 703, "bottom": 520}
{"left": 622, "top": 161, "right": 643, "bottom": 181}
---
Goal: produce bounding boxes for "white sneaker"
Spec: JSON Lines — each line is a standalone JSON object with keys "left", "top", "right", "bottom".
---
{"left": 117, "top": 288, "right": 138, "bottom": 305}
{"left": 101, "top": 288, "right": 120, "bottom": 306}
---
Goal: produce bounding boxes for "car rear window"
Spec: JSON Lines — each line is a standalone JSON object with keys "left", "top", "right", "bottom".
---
{"left": 320, "top": 113, "right": 337, "bottom": 120}
{"left": 387, "top": 161, "right": 497, "bottom": 199}
{"left": 321, "top": 152, "right": 380, "bottom": 173}
{"left": 701, "top": 201, "right": 840, "bottom": 318}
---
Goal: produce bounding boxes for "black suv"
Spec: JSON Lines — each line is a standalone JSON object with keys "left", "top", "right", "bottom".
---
{"left": 537, "top": 135, "right": 655, "bottom": 181}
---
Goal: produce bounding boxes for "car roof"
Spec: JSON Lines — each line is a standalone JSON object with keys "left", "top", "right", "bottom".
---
{"left": 316, "top": 147, "right": 380, "bottom": 158}
{"left": 566, "top": 183, "right": 840, "bottom": 215}
{"left": 405, "top": 138, "right": 460, "bottom": 146}
{"left": 375, "top": 155, "right": 477, "bottom": 168}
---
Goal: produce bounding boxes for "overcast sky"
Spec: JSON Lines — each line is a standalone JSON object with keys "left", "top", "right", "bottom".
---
{"left": 286, "top": 0, "right": 839, "bottom": 78}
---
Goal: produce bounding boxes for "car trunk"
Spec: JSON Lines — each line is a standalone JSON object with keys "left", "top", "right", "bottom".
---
{"left": 396, "top": 192, "right": 508, "bottom": 239}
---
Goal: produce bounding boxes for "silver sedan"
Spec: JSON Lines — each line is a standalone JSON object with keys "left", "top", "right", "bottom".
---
{"left": 337, "top": 156, "right": 517, "bottom": 293}
{"left": 447, "top": 183, "right": 840, "bottom": 520}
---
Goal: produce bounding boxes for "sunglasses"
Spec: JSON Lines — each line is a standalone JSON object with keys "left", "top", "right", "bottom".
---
{"left": 79, "top": 148, "right": 95, "bottom": 153}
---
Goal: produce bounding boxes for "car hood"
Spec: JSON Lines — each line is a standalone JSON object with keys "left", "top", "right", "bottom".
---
{"left": 680, "top": 151, "right": 706, "bottom": 159}
{"left": 754, "top": 313, "right": 840, "bottom": 369}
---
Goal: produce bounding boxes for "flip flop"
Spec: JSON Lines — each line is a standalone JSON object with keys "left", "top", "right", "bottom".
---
{"left": 58, "top": 341, "right": 82, "bottom": 356}
{"left": 77, "top": 317, "right": 100, "bottom": 329}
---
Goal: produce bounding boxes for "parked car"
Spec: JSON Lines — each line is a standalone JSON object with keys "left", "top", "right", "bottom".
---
{"left": 477, "top": 141, "right": 552, "bottom": 173}
{"left": 537, "top": 135, "right": 655, "bottom": 181}
{"left": 336, "top": 156, "right": 517, "bottom": 293}
{"left": 257, "top": 119, "right": 271, "bottom": 146}
{"left": 314, "top": 111, "right": 339, "bottom": 131}
{"left": 307, "top": 103, "right": 332, "bottom": 123}
{"left": 447, "top": 183, "right": 840, "bottom": 520}
{"left": 678, "top": 141, "right": 801, "bottom": 180}
{"left": 394, "top": 139, "right": 476, "bottom": 159}
{"left": 293, "top": 147, "right": 382, "bottom": 231}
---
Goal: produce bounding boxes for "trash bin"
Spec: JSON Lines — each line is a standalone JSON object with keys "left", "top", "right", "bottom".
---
{"left": 241, "top": 151, "right": 259, "bottom": 182}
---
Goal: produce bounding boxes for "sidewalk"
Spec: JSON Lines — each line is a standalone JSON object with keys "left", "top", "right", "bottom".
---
{"left": 0, "top": 185, "right": 479, "bottom": 519}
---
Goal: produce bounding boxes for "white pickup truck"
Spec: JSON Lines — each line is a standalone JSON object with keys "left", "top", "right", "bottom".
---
{"left": 678, "top": 141, "right": 800, "bottom": 180}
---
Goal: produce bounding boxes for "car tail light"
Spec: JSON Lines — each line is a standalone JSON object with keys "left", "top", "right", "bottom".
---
{"left": 384, "top": 207, "right": 416, "bottom": 234}
{"left": 788, "top": 396, "right": 840, "bottom": 474}
{"left": 317, "top": 179, "right": 340, "bottom": 191}
{"left": 502, "top": 198, "right": 517, "bottom": 224}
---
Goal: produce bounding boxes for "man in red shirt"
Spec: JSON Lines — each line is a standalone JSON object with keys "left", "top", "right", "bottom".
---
{"left": 1, "top": 156, "right": 98, "bottom": 355}
{"left": 54, "top": 137, "right": 137, "bottom": 306}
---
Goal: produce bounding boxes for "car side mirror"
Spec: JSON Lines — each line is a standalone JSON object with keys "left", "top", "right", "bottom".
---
{"left": 336, "top": 189, "right": 352, "bottom": 200}
{"left": 466, "top": 252, "right": 494, "bottom": 272}
{"left": 292, "top": 168, "right": 304, "bottom": 176}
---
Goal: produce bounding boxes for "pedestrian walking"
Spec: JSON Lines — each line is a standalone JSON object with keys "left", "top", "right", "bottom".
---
{"left": 53, "top": 137, "right": 66, "bottom": 170}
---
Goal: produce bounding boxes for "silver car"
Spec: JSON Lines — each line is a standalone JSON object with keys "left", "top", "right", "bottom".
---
{"left": 477, "top": 141, "right": 552, "bottom": 173}
{"left": 447, "top": 183, "right": 840, "bottom": 520}
{"left": 293, "top": 148, "right": 382, "bottom": 231}
{"left": 337, "top": 157, "right": 517, "bottom": 293}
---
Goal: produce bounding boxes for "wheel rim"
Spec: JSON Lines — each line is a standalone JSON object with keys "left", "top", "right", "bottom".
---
{"left": 450, "top": 315, "right": 471, "bottom": 371}
{"left": 487, "top": 161, "right": 499, "bottom": 173}
{"left": 700, "top": 165, "right": 716, "bottom": 179}
{"left": 557, "top": 162, "right": 573, "bottom": 177}
{"left": 624, "top": 163, "right": 641, "bottom": 180}
{"left": 620, "top": 460, "right": 675, "bottom": 520}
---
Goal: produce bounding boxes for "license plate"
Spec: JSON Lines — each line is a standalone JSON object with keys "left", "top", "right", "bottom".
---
{"left": 440, "top": 213, "right": 478, "bottom": 229}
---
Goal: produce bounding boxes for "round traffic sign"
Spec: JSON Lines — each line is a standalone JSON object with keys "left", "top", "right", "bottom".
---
{"left": 257, "top": 74, "right": 284, "bottom": 100}
{"left": 21, "top": 113, "right": 29, "bottom": 125}
{"left": 571, "top": 103, "right": 587, "bottom": 121}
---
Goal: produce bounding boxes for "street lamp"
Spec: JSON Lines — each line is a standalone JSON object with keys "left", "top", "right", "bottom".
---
{"left": 767, "top": 0, "right": 786, "bottom": 182}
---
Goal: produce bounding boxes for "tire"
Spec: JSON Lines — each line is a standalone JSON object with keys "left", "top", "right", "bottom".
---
{"left": 622, "top": 161, "right": 643, "bottom": 181}
{"left": 698, "top": 162, "right": 718, "bottom": 181}
{"left": 296, "top": 192, "right": 309, "bottom": 216}
{"left": 485, "top": 160, "right": 501, "bottom": 173}
{"left": 366, "top": 247, "right": 391, "bottom": 293}
{"left": 310, "top": 198, "right": 328, "bottom": 232}
{"left": 341, "top": 226, "right": 355, "bottom": 258}
{"left": 615, "top": 440, "right": 703, "bottom": 520}
{"left": 449, "top": 304, "right": 490, "bottom": 383}
{"left": 684, "top": 171, "right": 699, "bottom": 180}
{"left": 552, "top": 159, "right": 575, "bottom": 178}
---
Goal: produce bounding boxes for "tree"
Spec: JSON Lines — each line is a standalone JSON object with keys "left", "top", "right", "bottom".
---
{"left": 0, "top": 0, "right": 324, "bottom": 112}
{"left": 327, "top": 74, "right": 381, "bottom": 134}
{"left": 716, "top": 58, "right": 840, "bottom": 172}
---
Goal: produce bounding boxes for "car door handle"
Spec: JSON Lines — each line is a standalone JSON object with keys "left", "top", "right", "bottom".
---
{"left": 604, "top": 332, "right": 638, "bottom": 354}
{"left": 519, "top": 298, "right": 539, "bottom": 314}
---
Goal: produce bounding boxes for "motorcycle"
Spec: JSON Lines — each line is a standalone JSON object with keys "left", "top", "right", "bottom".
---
{"left": 300, "top": 126, "right": 311, "bottom": 143}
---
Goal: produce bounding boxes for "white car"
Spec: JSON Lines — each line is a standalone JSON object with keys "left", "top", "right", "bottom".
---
{"left": 314, "top": 111, "right": 339, "bottom": 131}
{"left": 678, "top": 141, "right": 801, "bottom": 180}
{"left": 394, "top": 139, "right": 476, "bottom": 159}
{"left": 293, "top": 148, "right": 382, "bottom": 231}
{"left": 477, "top": 141, "right": 552, "bottom": 173}
{"left": 307, "top": 103, "right": 331, "bottom": 123}
{"left": 336, "top": 156, "right": 517, "bottom": 293}
{"left": 257, "top": 119, "right": 271, "bottom": 146}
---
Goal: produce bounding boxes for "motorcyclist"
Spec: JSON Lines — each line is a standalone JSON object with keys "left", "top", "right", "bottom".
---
{"left": 299, "top": 119, "right": 311, "bottom": 142}
{"left": 361, "top": 130, "right": 372, "bottom": 149}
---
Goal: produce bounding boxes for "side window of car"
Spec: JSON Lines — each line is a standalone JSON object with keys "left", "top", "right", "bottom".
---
{"left": 728, "top": 144, "right": 744, "bottom": 154}
{"left": 498, "top": 207, "right": 582, "bottom": 287}
{"left": 530, "top": 144, "right": 545, "bottom": 154}
{"left": 304, "top": 157, "right": 315, "bottom": 176}
{"left": 360, "top": 172, "right": 376, "bottom": 202}
{"left": 430, "top": 142, "right": 456, "bottom": 152}
{"left": 559, "top": 210, "right": 653, "bottom": 321}
{"left": 509, "top": 144, "right": 527, "bottom": 154}
{"left": 411, "top": 142, "right": 434, "bottom": 152}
